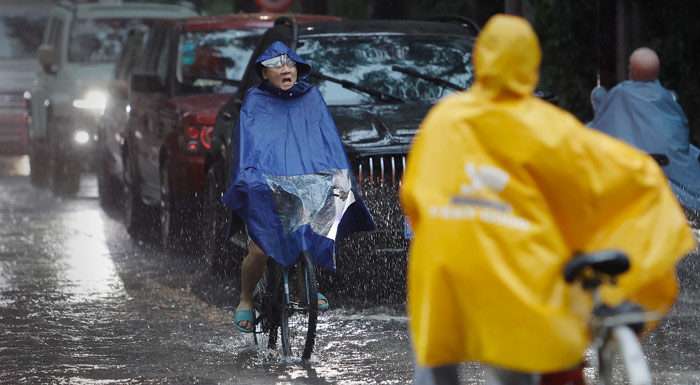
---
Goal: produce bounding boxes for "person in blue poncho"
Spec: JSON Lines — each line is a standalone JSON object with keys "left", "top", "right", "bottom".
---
{"left": 221, "top": 41, "right": 374, "bottom": 332}
{"left": 589, "top": 47, "right": 700, "bottom": 214}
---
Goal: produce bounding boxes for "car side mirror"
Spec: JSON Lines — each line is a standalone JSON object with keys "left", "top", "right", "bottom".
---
{"left": 38, "top": 45, "right": 58, "bottom": 74}
{"left": 131, "top": 73, "right": 165, "bottom": 93}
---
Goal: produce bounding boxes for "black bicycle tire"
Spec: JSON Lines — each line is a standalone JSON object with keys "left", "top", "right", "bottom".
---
{"left": 266, "top": 260, "right": 284, "bottom": 350}
{"left": 280, "top": 253, "right": 318, "bottom": 359}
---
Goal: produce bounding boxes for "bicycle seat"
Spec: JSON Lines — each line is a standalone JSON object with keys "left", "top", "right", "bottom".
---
{"left": 564, "top": 250, "right": 630, "bottom": 283}
{"left": 649, "top": 153, "right": 669, "bottom": 166}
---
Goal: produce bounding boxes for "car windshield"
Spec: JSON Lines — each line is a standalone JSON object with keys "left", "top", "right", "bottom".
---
{"left": 177, "top": 29, "right": 264, "bottom": 94}
{"left": 297, "top": 34, "right": 474, "bottom": 105}
{"left": 69, "top": 18, "right": 153, "bottom": 63}
{"left": 0, "top": 13, "right": 48, "bottom": 60}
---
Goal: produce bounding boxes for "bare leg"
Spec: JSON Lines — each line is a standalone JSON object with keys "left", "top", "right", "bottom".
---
{"left": 236, "top": 240, "right": 267, "bottom": 330}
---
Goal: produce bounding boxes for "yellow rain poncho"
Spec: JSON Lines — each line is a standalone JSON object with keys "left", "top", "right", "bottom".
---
{"left": 401, "top": 14, "right": 695, "bottom": 373}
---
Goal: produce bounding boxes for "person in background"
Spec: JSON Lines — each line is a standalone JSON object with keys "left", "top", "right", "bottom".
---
{"left": 589, "top": 47, "right": 700, "bottom": 218}
{"left": 402, "top": 14, "right": 695, "bottom": 385}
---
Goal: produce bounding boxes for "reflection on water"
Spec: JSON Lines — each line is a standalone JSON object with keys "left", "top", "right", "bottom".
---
{"left": 221, "top": 308, "right": 419, "bottom": 384}
{"left": 60, "top": 209, "right": 125, "bottom": 301}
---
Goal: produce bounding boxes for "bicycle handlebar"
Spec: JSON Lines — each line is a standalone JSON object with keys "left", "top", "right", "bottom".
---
{"left": 563, "top": 250, "right": 630, "bottom": 286}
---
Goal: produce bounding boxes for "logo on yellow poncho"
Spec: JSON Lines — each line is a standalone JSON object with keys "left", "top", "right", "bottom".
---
{"left": 428, "top": 162, "right": 531, "bottom": 230}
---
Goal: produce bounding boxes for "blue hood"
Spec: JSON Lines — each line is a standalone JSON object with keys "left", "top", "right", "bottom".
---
{"left": 255, "top": 41, "right": 312, "bottom": 80}
{"left": 589, "top": 80, "right": 700, "bottom": 209}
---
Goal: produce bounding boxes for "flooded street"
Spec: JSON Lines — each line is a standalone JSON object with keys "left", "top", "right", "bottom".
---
{"left": 0, "top": 155, "right": 699, "bottom": 384}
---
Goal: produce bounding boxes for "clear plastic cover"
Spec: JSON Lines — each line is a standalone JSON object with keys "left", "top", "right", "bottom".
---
{"left": 265, "top": 169, "right": 353, "bottom": 239}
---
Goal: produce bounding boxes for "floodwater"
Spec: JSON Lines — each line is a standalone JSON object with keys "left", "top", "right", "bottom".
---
{"left": 0, "top": 155, "right": 699, "bottom": 384}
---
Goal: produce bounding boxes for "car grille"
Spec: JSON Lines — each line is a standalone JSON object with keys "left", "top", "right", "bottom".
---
{"left": 352, "top": 154, "right": 407, "bottom": 187}
{"left": 349, "top": 154, "right": 408, "bottom": 233}
{"left": 332, "top": 153, "right": 410, "bottom": 303}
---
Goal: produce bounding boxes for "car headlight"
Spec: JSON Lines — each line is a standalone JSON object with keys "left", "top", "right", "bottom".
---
{"left": 73, "top": 89, "right": 107, "bottom": 114}
{"left": 73, "top": 130, "right": 90, "bottom": 144}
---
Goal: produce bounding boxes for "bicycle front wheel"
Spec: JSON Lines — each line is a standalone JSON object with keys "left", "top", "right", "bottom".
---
{"left": 598, "top": 326, "right": 651, "bottom": 385}
{"left": 280, "top": 252, "right": 318, "bottom": 360}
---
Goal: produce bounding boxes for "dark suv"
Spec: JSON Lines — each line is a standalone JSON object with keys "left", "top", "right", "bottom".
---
{"left": 202, "top": 19, "right": 480, "bottom": 300}
{"left": 123, "top": 13, "right": 340, "bottom": 250}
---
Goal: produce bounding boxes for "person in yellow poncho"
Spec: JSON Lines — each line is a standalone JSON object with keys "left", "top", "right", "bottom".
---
{"left": 401, "top": 14, "right": 696, "bottom": 384}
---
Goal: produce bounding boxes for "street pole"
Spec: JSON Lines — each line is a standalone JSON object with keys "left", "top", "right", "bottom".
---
{"left": 616, "top": 0, "right": 627, "bottom": 82}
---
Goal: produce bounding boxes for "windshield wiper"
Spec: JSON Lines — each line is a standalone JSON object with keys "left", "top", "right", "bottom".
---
{"left": 391, "top": 65, "right": 464, "bottom": 91}
{"left": 309, "top": 71, "right": 405, "bottom": 104}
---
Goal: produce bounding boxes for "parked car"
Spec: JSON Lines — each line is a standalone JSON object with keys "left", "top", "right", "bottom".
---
{"left": 27, "top": 1, "right": 198, "bottom": 194}
{"left": 201, "top": 19, "right": 479, "bottom": 297}
{"left": 96, "top": 28, "right": 149, "bottom": 209}
{"left": 122, "top": 13, "right": 341, "bottom": 250}
{"left": 0, "top": 1, "right": 50, "bottom": 155}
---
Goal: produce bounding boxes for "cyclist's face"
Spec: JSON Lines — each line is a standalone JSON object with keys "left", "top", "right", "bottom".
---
{"left": 262, "top": 62, "right": 298, "bottom": 91}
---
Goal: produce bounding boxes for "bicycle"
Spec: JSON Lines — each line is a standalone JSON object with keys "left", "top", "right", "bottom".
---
{"left": 564, "top": 250, "right": 659, "bottom": 385}
{"left": 251, "top": 251, "right": 319, "bottom": 360}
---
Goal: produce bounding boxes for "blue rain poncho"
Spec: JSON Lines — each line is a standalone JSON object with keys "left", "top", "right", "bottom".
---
{"left": 589, "top": 80, "right": 700, "bottom": 209}
{"left": 221, "top": 41, "right": 374, "bottom": 270}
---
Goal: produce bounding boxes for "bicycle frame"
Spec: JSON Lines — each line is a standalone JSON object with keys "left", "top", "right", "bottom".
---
{"left": 588, "top": 287, "right": 653, "bottom": 385}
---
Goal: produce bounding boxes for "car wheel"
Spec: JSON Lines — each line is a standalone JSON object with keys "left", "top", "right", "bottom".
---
{"left": 29, "top": 141, "right": 49, "bottom": 187}
{"left": 48, "top": 134, "right": 80, "bottom": 196}
{"left": 203, "top": 164, "right": 238, "bottom": 274}
{"left": 124, "top": 152, "right": 155, "bottom": 239}
{"left": 97, "top": 146, "right": 120, "bottom": 210}
{"left": 159, "top": 158, "right": 186, "bottom": 251}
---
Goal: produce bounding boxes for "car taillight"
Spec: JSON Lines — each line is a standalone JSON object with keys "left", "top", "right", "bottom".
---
{"left": 184, "top": 125, "right": 201, "bottom": 153}
{"left": 200, "top": 126, "right": 213, "bottom": 150}
{"left": 183, "top": 124, "right": 214, "bottom": 154}
{"left": 186, "top": 125, "right": 200, "bottom": 139}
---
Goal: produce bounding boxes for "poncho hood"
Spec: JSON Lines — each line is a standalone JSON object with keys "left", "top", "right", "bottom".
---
{"left": 472, "top": 14, "right": 540, "bottom": 100}
{"left": 255, "top": 40, "right": 312, "bottom": 80}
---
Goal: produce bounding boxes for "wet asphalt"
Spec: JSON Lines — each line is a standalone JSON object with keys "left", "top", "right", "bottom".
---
{"left": 0, "top": 155, "right": 699, "bottom": 385}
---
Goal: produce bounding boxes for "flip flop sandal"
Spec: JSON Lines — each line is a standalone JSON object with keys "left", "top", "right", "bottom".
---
{"left": 234, "top": 308, "right": 255, "bottom": 333}
{"left": 318, "top": 293, "right": 330, "bottom": 311}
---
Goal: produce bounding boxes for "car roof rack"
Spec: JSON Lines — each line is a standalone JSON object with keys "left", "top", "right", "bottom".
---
{"left": 57, "top": 0, "right": 198, "bottom": 11}
{"left": 422, "top": 16, "right": 480, "bottom": 36}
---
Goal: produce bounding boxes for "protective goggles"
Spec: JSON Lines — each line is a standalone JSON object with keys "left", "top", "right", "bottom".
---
{"left": 260, "top": 54, "right": 296, "bottom": 69}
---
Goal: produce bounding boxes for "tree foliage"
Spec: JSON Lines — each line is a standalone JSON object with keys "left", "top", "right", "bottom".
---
{"left": 531, "top": 0, "right": 599, "bottom": 122}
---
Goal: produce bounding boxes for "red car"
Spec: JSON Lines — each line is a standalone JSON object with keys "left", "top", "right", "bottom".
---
{"left": 123, "top": 13, "right": 340, "bottom": 250}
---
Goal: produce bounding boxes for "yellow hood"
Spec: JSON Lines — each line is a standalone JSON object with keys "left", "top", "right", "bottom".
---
{"left": 472, "top": 14, "right": 540, "bottom": 99}
{"left": 401, "top": 14, "right": 695, "bottom": 372}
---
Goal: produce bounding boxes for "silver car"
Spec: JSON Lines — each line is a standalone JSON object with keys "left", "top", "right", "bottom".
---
{"left": 27, "top": 1, "right": 198, "bottom": 195}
